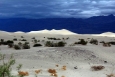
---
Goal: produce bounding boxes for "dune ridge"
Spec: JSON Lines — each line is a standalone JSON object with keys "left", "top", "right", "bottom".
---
{"left": 0, "top": 29, "right": 115, "bottom": 37}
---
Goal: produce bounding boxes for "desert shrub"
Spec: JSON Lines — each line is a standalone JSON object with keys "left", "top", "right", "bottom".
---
{"left": 45, "top": 41, "right": 53, "bottom": 47}
{"left": 74, "top": 42, "right": 78, "bottom": 44}
{"left": 34, "top": 39, "right": 37, "bottom": 43}
{"left": 91, "top": 65, "right": 105, "bottom": 71}
{"left": 18, "top": 42, "right": 22, "bottom": 46}
{"left": 7, "top": 40, "right": 14, "bottom": 44}
{"left": 0, "top": 54, "right": 15, "bottom": 77}
{"left": 8, "top": 43, "right": 14, "bottom": 48}
{"left": 108, "top": 41, "right": 115, "bottom": 45}
{"left": 14, "top": 45, "right": 21, "bottom": 50}
{"left": 21, "top": 39, "right": 27, "bottom": 41}
{"left": 38, "top": 40, "right": 40, "bottom": 42}
{"left": 57, "top": 41, "right": 66, "bottom": 47}
{"left": 22, "top": 44, "right": 30, "bottom": 49}
{"left": 100, "top": 41, "right": 105, "bottom": 43}
{"left": 0, "top": 41, "right": 7, "bottom": 45}
{"left": 13, "top": 38, "right": 17, "bottom": 41}
{"left": 0, "top": 39, "right": 4, "bottom": 42}
{"left": 0, "top": 53, "right": 22, "bottom": 77}
{"left": 24, "top": 42, "right": 29, "bottom": 45}
{"left": 21, "top": 36, "right": 24, "bottom": 38}
{"left": 47, "top": 37, "right": 61, "bottom": 40}
{"left": 45, "top": 41, "right": 65, "bottom": 47}
{"left": 103, "top": 43, "right": 111, "bottom": 47}
{"left": 90, "top": 39, "right": 98, "bottom": 45}
{"left": 66, "top": 37, "right": 69, "bottom": 40}
{"left": 77, "top": 39, "right": 87, "bottom": 45}
{"left": 0, "top": 40, "right": 14, "bottom": 46}
{"left": 32, "top": 37, "right": 35, "bottom": 39}
{"left": 0, "top": 39, "right": 8, "bottom": 45}
{"left": 33, "top": 44, "right": 42, "bottom": 47}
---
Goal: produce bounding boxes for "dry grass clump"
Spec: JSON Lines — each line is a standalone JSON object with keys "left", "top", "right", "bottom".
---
{"left": 91, "top": 65, "right": 105, "bottom": 71}
{"left": 103, "top": 43, "right": 111, "bottom": 47}
{"left": 48, "top": 69, "right": 57, "bottom": 77}
{"left": 18, "top": 71, "right": 29, "bottom": 76}
{"left": 35, "top": 70, "right": 41, "bottom": 74}
{"left": 62, "top": 66, "right": 66, "bottom": 70}
{"left": 61, "top": 76, "right": 65, "bottom": 77}
{"left": 106, "top": 74, "right": 115, "bottom": 77}
{"left": 48, "top": 69, "right": 57, "bottom": 73}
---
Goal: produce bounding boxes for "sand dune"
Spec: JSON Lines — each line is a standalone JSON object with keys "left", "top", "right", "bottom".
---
{"left": 0, "top": 29, "right": 115, "bottom": 77}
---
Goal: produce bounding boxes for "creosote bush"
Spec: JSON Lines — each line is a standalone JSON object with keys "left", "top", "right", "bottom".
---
{"left": 45, "top": 41, "right": 66, "bottom": 47}
{"left": 33, "top": 44, "right": 42, "bottom": 47}
{"left": 0, "top": 39, "right": 14, "bottom": 45}
{"left": 108, "top": 41, "right": 115, "bottom": 45}
{"left": 103, "top": 43, "right": 111, "bottom": 47}
{"left": 0, "top": 53, "right": 22, "bottom": 77}
{"left": 8, "top": 43, "right": 14, "bottom": 48}
{"left": 21, "top": 39, "right": 27, "bottom": 41}
{"left": 22, "top": 44, "right": 30, "bottom": 49}
{"left": 14, "top": 45, "right": 21, "bottom": 50}
{"left": 76, "top": 39, "right": 87, "bottom": 45}
{"left": 13, "top": 38, "right": 17, "bottom": 41}
{"left": 90, "top": 39, "right": 98, "bottom": 45}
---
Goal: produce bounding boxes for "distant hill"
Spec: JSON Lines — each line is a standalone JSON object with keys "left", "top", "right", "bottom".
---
{"left": 0, "top": 14, "right": 115, "bottom": 34}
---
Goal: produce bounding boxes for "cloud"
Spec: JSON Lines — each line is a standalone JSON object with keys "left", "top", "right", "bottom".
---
{"left": 0, "top": 0, "right": 114, "bottom": 18}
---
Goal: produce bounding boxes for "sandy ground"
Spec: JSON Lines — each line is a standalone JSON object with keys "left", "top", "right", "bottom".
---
{"left": 0, "top": 30, "right": 115, "bottom": 77}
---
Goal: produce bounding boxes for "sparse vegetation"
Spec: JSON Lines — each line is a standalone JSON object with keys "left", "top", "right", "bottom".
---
{"left": 103, "top": 43, "right": 111, "bottom": 47}
{"left": 91, "top": 65, "right": 105, "bottom": 71}
{"left": 57, "top": 41, "right": 66, "bottom": 47}
{"left": 18, "top": 71, "right": 29, "bottom": 76}
{"left": 62, "top": 66, "right": 67, "bottom": 70}
{"left": 75, "top": 39, "right": 87, "bottom": 45}
{"left": 48, "top": 69, "right": 57, "bottom": 77}
{"left": 35, "top": 70, "right": 41, "bottom": 74}
{"left": 32, "top": 37, "right": 35, "bottom": 39}
{"left": 14, "top": 45, "right": 21, "bottom": 50}
{"left": 13, "top": 38, "right": 17, "bottom": 41}
{"left": 47, "top": 37, "right": 61, "bottom": 40}
{"left": 8, "top": 43, "right": 14, "bottom": 48}
{"left": 0, "top": 53, "right": 22, "bottom": 77}
{"left": 45, "top": 41, "right": 66, "bottom": 47}
{"left": 90, "top": 39, "right": 98, "bottom": 45}
{"left": 21, "top": 36, "right": 24, "bottom": 38}
{"left": 33, "top": 44, "right": 42, "bottom": 47}
{"left": 0, "top": 40, "right": 14, "bottom": 46}
{"left": 22, "top": 44, "right": 30, "bottom": 49}
{"left": 21, "top": 39, "right": 27, "bottom": 41}
{"left": 108, "top": 41, "right": 115, "bottom": 45}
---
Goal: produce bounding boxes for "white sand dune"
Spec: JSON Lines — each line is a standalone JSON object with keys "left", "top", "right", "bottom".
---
{"left": 92, "top": 32, "right": 115, "bottom": 37}
{"left": 1, "top": 29, "right": 115, "bottom": 37}
{"left": 27, "top": 29, "right": 77, "bottom": 35}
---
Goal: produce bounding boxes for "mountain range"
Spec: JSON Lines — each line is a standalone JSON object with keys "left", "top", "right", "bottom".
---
{"left": 0, "top": 14, "right": 115, "bottom": 34}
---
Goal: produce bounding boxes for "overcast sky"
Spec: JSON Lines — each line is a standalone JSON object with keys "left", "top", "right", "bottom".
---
{"left": 0, "top": 0, "right": 115, "bottom": 18}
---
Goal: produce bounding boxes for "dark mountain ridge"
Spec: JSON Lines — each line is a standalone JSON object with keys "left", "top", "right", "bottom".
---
{"left": 0, "top": 14, "right": 115, "bottom": 34}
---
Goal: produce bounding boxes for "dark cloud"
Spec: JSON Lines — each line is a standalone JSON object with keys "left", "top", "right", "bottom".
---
{"left": 0, "top": 0, "right": 115, "bottom": 18}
